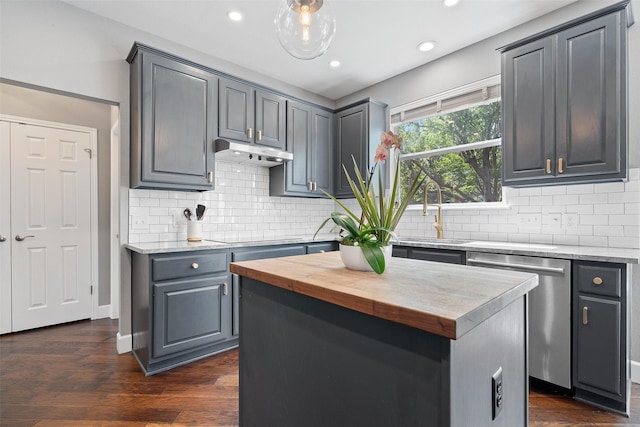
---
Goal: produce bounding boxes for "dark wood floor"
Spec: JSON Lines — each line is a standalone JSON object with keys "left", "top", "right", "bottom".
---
{"left": 1, "top": 319, "right": 638, "bottom": 426}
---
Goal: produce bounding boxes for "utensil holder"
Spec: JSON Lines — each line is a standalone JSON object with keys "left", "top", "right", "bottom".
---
{"left": 187, "top": 220, "right": 203, "bottom": 242}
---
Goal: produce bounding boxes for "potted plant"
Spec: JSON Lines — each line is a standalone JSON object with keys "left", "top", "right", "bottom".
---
{"left": 315, "top": 131, "right": 426, "bottom": 274}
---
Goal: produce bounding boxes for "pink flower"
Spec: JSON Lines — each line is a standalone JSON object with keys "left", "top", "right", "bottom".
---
{"left": 373, "top": 144, "right": 388, "bottom": 163}
{"left": 381, "top": 130, "right": 402, "bottom": 150}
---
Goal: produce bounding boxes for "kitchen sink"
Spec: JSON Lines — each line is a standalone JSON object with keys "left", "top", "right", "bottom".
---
{"left": 398, "top": 238, "right": 469, "bottom": 245}
{"left": 467, "top": 241, "right": 557, "bottom": 250}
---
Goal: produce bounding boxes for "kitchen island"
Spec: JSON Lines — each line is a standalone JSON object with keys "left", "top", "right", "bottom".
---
{"left": 230, "top": 252, "right": 539, "bottom": 427}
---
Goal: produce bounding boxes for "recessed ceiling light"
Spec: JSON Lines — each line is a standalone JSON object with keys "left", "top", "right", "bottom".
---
{"left": 417, "top": 41, "right": 437, "bottom": 52}
{"left": 227, "top": 11, "right": 243, "bottom": 22}
{"left": 443, "top": 0, "right": 459, "bottom": 7}
{"left": 329, "top": 60, "right": 341, "bottom": 68}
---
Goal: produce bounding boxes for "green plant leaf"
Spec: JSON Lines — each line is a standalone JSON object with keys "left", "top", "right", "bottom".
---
{"left": 360, "top": 241, "right": 385, "bottom": 274}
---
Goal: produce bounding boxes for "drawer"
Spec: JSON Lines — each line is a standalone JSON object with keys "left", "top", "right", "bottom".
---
{"left": 152, "top": 251, "right": 228, "bottom": 282}
{"left": 575, "top": 261, "right": 623, "bottom": 298}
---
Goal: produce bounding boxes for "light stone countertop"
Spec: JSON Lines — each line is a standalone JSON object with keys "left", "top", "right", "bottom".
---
{"left": 124, "top": 235, "right": 640, "bottom": 264}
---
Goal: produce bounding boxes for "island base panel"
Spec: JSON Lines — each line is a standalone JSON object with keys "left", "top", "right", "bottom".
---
{"left": 239, "top": 278, "right": 528, "bottom": 427}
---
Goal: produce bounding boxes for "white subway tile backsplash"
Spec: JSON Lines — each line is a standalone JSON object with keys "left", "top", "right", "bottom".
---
{"left": 129, "top": 165, "right": 640, "bottom": 249}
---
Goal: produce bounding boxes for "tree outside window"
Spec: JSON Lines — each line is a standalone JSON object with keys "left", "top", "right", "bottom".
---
{"left": 394, "top": 100, "right": 502, "bottom": 205}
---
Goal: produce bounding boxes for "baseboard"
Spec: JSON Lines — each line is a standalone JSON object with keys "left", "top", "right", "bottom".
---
{"left": 117, "top": 332, "right": 132, "bottom": 354}
{"left": 94, "top": 304, "right": 111, "bottom": 319}
{"left": 632, "top": 360, "right": 640, "bottom": 384}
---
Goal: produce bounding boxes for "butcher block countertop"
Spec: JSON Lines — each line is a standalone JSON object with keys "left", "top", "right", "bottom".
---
{"left": 230, "top": 251, "right": 538, "bottom": 340}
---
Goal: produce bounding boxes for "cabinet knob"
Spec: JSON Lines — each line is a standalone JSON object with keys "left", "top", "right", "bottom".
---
{"left": 191, "top": 263, "right": 199, "bottom": 269}
{"left": 319, "top": 250, "right": 325, "bottom": 253}
{"left": 592, "top": 277, "right": 603, "bottom": 285}
{"left": 0, "top": 235, "right": 6, "bottom": 242}
{"left": 582, "top": 306, "right": 589, "bottom": 325}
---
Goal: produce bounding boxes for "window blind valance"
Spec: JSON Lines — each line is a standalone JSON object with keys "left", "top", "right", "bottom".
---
{"left": 390, "top": 75, "right": 501, "bottom": 126}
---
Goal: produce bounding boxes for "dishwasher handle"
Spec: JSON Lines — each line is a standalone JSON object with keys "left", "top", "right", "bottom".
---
{"left": 467, "top": 258, "right": 566, "bottom": 275}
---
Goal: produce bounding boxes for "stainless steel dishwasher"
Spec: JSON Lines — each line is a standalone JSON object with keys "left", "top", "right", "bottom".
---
{"left": 466, "top": 252, "right": 572, "bottom": 389}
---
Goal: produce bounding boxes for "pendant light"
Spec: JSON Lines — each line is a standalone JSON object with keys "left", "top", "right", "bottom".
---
{"left": 274, "top": 0, "right": 336, "bottom": 60}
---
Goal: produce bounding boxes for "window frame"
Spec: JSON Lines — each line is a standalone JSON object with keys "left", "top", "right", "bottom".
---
{"left": 389, "top": 75, "right": 507, "bottom": 209}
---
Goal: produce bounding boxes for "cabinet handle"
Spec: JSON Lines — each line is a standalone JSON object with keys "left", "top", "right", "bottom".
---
{"left": 223, "top": 282, "right": 228, "bottom": 296}
{"left": 546, "top": 159, "right": 551, "bottom": 174}
{"left": 313, "top": 182, "right": 317, "bottom": 191}
{"left": 307, "top": 181, "right": 313, "bottom": 191}
{"left": 592, "top": 277, "right": 603, "bottom": 285}
{"left": 191, "top": 263, "right": 199, "bottom": 269}
{"left": 558, "top": 157, "right": 564, "bottom": 174}
{"left": 247, "top": 127, "right": 253, "bottom": 139}
{"left": 257, "top": 130, "right": 262, "bottom": 141}
{"left": 582, "top": 306, "right": 588, "bottom": 325}
{"left": 319, "top": 250, "right": 325, "bottom": 253}
{"left": 207, "top": 171, "right": 213, "bottom": 183}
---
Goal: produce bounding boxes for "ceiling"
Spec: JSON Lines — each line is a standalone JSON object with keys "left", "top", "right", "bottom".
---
{"left": 61, "top": 0, "right": 576, "bottom": 100}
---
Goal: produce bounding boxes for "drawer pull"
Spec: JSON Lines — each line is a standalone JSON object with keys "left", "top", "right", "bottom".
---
{"left": 592, "top": 277, "right": 603, "bottom": 285}
{"left": 223, "top": 283, "right": 228, "bottom": 296}
{"left": 319, "top": 250, "right": 325, "bottom": 253}
{"left": 191, "top": 263, "right": 199, "bottom": 269}
{"left": 582, "top": 306, "right": 588, "bottom": 325}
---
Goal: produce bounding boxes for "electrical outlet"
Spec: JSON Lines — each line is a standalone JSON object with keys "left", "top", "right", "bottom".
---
{"left": 131, "top": 216, "right": 147, "bottom": 230}
{"left": 492, "top": 366, "right": 503, "bottom": 420}
{"left": 548, "top": 213, "right": 562, "bottom": 229}
{"left": 518, "top": 213, "right": 541, "bottom": 229}
{"left": 563, "top": 213, "right": 578, "bottom": 229}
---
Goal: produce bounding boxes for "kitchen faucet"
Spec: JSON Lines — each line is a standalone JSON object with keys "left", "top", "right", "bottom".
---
{"left": 423, "top": 181, "right": 444, "bottom": 239}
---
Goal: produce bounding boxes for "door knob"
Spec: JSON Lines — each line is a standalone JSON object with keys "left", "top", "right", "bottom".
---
{"left": 15, "top": 234, "right": 35, "bottom": 241}
{"left": 0, "top": 235, "right": 6, "bottom": 242}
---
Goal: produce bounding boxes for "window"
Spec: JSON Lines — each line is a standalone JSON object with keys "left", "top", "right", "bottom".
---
{"left": 390, "top": 77, "right": 503, "bottom": 206}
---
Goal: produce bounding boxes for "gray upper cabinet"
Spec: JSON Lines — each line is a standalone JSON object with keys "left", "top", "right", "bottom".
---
{"left": 501, "top": 3, "right": 629, "bottom": 186}
{"left": 270, "top": 101, "right": 333, "bottom": 197}
{"left": 128, "top": 43, "right": 217, "bottom": 191}
{"left": 334, "top": 99, "right": 387, "bottom": 198}
{"left": 218, "top": 78, "right": 286, "bottom": 149}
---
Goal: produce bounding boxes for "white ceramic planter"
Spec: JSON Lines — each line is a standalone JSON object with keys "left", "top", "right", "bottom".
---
{"left": 339, "top": 244, "right": 392, "bottom": 273}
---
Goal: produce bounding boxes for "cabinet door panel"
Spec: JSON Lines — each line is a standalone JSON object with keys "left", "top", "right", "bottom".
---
{"left": 219, "top": 79, "right": 253, "bottom": 143}
{"left": 502, "top": 38, "right": 555, "bottom": 184}
{"left": 285, "top": 100, "right": 312, "bottom": 193}
{"left": 153, "top": 276, "right": 230, "bottom": 358}
{"left": 336, "top": 106, "right": 367, "bottom": 196}
{"left": 556, "top": 13, "right": 622, "bottom": 177}
{"left": 576, "top": 295, "right": 621, "bottom": 395}
{"left": 313, "top": 109, "right": 333, "bottom": 195}
{"left": 255, "top": 90, "right": 286, "bottom": 149}
{"left": 140, "top": 54, "right": 216, "bottom": 188}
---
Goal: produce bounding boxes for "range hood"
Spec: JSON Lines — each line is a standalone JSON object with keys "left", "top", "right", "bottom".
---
{"left": 214, "top": 139, "right": 293, "bottom": 167}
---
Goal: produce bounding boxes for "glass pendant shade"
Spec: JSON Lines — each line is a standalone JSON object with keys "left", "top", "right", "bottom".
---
{"left": 275, "top": 0, "right": 336, "bottom": 60}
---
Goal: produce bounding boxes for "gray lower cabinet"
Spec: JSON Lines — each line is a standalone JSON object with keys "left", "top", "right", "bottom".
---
{"left": 218, "top": 77, "right": 286, "bottom": 149}
{"left": 270, "top": 101, "right": 333, "bottom": 197}
{"left": 392, "top": 245, "right": 466, "bottom": 265}
{"left": 231, "top": 242, "right": 337, "bottom": 336}
{"left": 501, "top": 2, "right": 629, "bottom": 186}
{"left": 131, "top": 249, "right": 235, "bottom": 375}
{"left": 573, "top": 260, "right": 628, "bottom": 415}
{"left": 334, "top": 99, "right": 387, "bottom": 198}
{"left": 128, "top": 43, "right": 217, "bottom": 191}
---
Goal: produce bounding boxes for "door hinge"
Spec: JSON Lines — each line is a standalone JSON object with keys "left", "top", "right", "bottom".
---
{"left": 84, "top": 148, "right": 93, "bottom": 158}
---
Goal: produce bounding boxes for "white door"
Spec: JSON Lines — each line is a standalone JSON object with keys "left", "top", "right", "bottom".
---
{"left": 0, "top": 122, "right": 11, "bottom": 334}
{"left": 10, "top": 122, "right": 92, "bottom": 332}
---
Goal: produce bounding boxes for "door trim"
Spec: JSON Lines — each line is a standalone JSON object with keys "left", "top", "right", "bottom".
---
{"left": 0, "top": 114, "right": 101, "bottom": 322}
